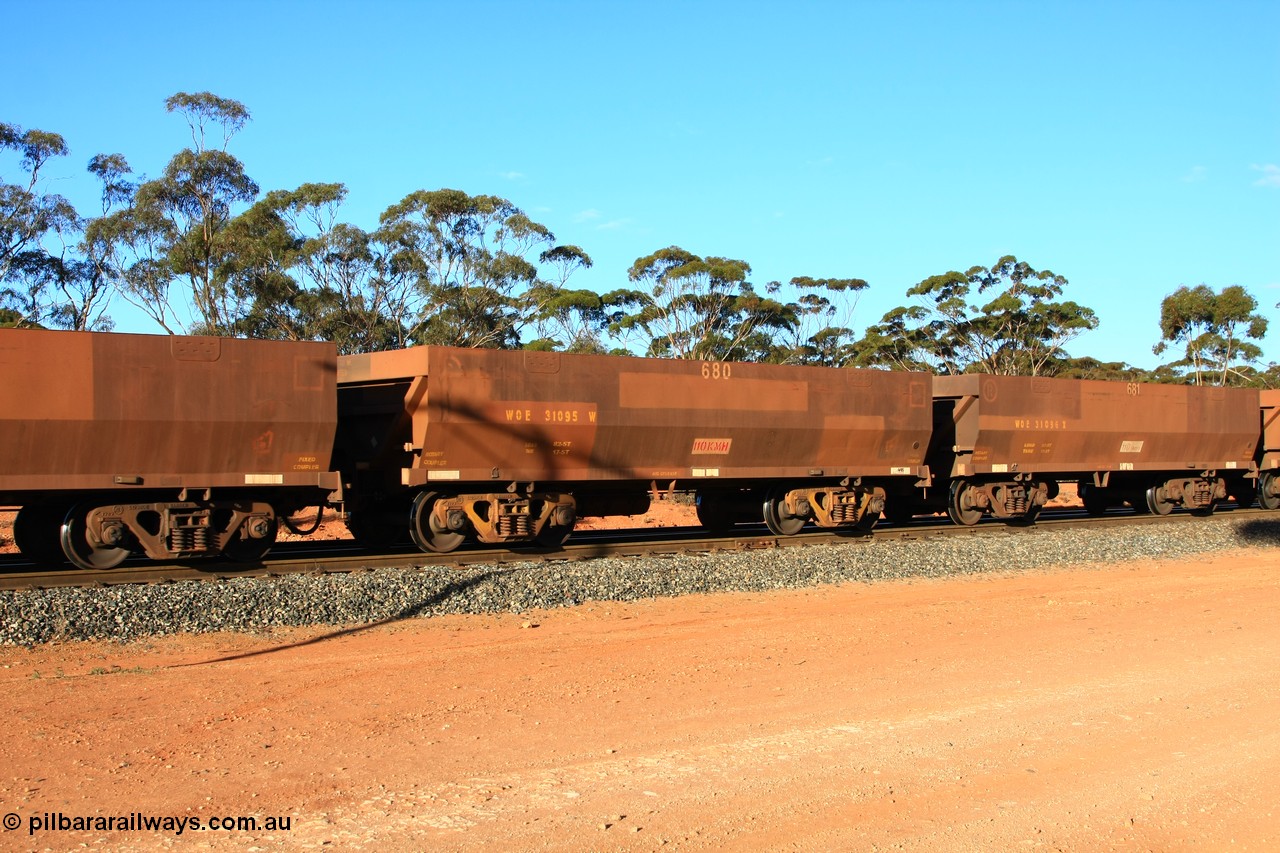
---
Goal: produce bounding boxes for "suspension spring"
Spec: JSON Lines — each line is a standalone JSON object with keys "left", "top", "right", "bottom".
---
{"left": 1006, "top": 487, "right": 1028, "bottom": 516}
{"left": 169, "top": 528, "right": 192, "bottom": 552}
{"left": 497, "top": 510, "right": 532, "bottom": 538}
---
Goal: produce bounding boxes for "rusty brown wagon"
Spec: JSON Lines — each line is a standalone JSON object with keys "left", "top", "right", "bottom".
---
{"left": 902, "top": 374, "right": 1260, "bottom": 525}
{"left": 0, "top": 329, "right": 340, "bottom": 568}
{"left": 1254, "top": 389, "right": 1280, "bottom": 510}
{"left": 335, "top": 347, "right": 933, "bottom": 552}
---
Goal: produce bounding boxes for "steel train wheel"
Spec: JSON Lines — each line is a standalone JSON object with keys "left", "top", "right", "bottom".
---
{"left": 762, "top": 489, "right": 806, "bottom": 536}
{"left": 1260, "top": 473, "right": 1280, "bottom": 511}
{"left": 13, "top": 505, "right": 70, "bottom": 566}
{"left": 223, "top": 513, "right": 279, "bottom": 563}
{"left": 60, "top": 504, "right": 130, "bottom": 570}
{"left": 410, "top": 491, "right": 466, "bottom": 553}
{"left": 1144, "top": 484, "right": 1175, "bottom": 516}
{"left": 946, "top": 480, "right": 983, "bottom": 526}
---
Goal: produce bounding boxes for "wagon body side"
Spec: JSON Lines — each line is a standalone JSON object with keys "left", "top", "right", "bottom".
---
{"left": 336, "top": 346, "right": 933, "bottom": 548}
{"left": 921, "top": 374, "right": 1258, "bottom": 523}
{"left": 0, "top": 329, "right": 339, "bottom": 567}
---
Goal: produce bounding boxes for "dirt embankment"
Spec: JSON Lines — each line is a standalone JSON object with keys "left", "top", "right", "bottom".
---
{"left": 1, "top": 538, "right": 1276, "bottom": 850}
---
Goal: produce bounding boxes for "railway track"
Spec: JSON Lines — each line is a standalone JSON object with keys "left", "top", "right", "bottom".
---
{"left": 1, "top": 502, "right": 1269, "bottom": 593}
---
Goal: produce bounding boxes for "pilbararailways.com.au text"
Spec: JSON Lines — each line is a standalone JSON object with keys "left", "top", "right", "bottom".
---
{"left": 5, "top": 811, "right": 292, "bottom": 836}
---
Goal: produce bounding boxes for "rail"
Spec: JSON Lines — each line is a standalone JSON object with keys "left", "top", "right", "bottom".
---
{"left": 0, "top": 503, "right": 1269, "bottom": 592}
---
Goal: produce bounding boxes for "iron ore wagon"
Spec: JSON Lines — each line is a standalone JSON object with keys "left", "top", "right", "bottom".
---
{"left": 334, "top": 346, "right": 934, "bottom": 551}
{"left": 0, "top": 328, "right": 340, "bottom": 568}
{"left": 899, "top": 374, "right": 1260, "bottom": 525}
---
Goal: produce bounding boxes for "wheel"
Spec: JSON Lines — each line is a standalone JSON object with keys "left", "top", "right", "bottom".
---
{"left": 763, "top": 489, "right": 806, "bottom": 536}
{"left": 695, "top": 493, "right": 736, "bottom": 535}
{"left": 1260, "top": 473, "right": 1280, "bottom": 511}
{"left": 1080, "top": 484, "right": 1109, "bottom": 517}
{"left": 13, "top": 505, "right": 69, "bottom": 566}
{"left": 60, "top": 504, "right": 130, "bottom": 570}
{"left": 223, "top": 512, "right": 278, "bottom": 563}
{"left": 946, "top": 480, "right": 983, "bottom": 526}
{"left": 410, "top": 492, "right": 466, "bottom": 553}
{"left": 1145, "top": 484, "right": 1175, "bottom": 516}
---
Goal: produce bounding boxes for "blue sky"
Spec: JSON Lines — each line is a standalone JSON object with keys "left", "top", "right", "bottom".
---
{"left": 4, "top": 0, "right": 1277, "bottom": 368}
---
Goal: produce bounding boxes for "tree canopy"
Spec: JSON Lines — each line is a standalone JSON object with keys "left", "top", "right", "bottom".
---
{"left": 853, "top": 255, "right": 1099, "bottom": 377}
{"left": 2, "top": 94, "right": 1274, "bottom": 385}
{"left": 1153, "top": 284, "right": 1268, "bottom": 385}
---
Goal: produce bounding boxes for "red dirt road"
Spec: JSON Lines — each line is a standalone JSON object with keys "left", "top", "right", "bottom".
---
{"left": 1, "top": 547, "right": 1278, "bottom": 851}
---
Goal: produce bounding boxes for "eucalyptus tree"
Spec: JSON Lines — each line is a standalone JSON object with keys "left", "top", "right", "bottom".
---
{"left": 606, "top": 246, "right": 797, "bottom": 361}
{"left": 1046, "top": 356, "right": 1150, "bottom": 382}
{"left": 1153, "top": 284, "right": 1268, "bottom": 385}
{"left": 218, "top": 183, "right": 323, "bottom": 342}
{"left": 114, "top": 92, "right": 259, "bottom": 334}
{"left": 773, "top": 276, "right": 868, "bottom": 365}
{"left": 856, "top": 255, "right": 1098, "bottom": 376}
{"left": 1, "top": 123, "right": 129, "bottom": 330}
{"left": 374, "top": 189, "right": 568, "bottom": 349}
{"left": 49, "top": 153, "right": 138, "bottom": 332}
{"left": 312, "top": 222, "right": 414, "bottom": 353}
{"left": 0, "top": 122, "right": 77, "bottom": 326}
{"left": 0, "top": 123, "right": 74, "bottom": 279}
{"left": 849, "top": 304, "right": 936, "bottom": 372}
{"left": 523, "top": 244, "right": 605, "bottom": 352}
{"left": 222, "top": 183, "right": 413, "bottom": 354}
{"left": 85, "top": 190, "right": 182, "bottom": 333}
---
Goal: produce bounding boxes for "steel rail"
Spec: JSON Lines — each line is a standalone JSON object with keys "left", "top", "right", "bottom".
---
{"left": 1, "top": 504, "right": 1272, "bottom": 592}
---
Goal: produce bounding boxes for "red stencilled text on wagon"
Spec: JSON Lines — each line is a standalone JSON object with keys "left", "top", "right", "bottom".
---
{"left": 691, "top": 438, "right": 733, "bottom": 455}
